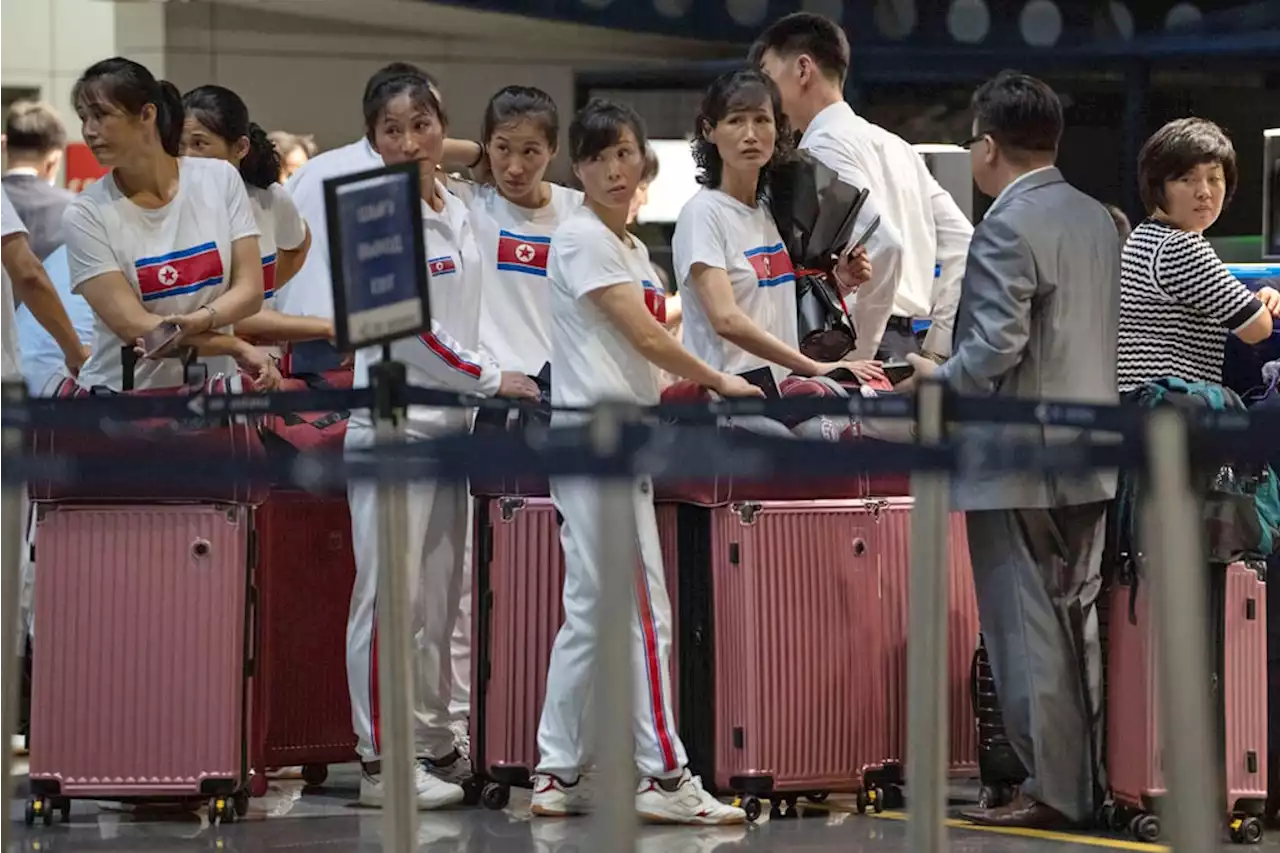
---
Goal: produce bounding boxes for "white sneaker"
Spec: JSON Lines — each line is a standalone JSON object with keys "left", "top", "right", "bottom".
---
{"left": 359, "top": 763, "right": 466, "bottom": 810}
{"left": 448, "top": 719, "right": 471, "bottom": 762}
{"left": 530, "top": 773, "right": 594, "bottom": 816}
{"left": 635, "top": 771, "right": 746, "bottom": 825}
{"left": 422, "top": 751, "right": 473, "bottom": 787}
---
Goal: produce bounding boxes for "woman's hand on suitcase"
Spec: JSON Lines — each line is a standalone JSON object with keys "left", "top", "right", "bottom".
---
{"left": 497, "top": 371, "right": 540, "bottom": 400}
{"left": 710, "top": 372, "right": 766, "bottom": 399}
{"left": 815, "top": 359, "right": 886, "bottom": 384}
{"left": 235, "top": 345, "right": 283, "bottom": 391}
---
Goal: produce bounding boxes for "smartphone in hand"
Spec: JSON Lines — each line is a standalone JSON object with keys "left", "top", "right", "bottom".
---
{"left": 140, "top": 322, "right": 182, "bottom": 358}
{"left": 881, "top": 360, "right": 915, "bottom": 386}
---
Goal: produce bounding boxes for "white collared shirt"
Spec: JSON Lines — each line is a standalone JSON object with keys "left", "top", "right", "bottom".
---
{"left": 984, "top": 166, "right": 1056, "bottom": 219}
{"left": 799, "top": 101, "right": 973, "bottom": 358}
{"left": 277, "top": 138, "right": 383, "bottom": 319}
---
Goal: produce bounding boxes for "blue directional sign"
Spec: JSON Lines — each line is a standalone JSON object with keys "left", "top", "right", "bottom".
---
{"left": 324, "top": 161, "right": 431, "bottom": 350}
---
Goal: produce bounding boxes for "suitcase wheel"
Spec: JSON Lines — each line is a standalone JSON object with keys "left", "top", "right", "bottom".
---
{"left": 301, "top": 764, "right": 329, "bottom": 788}
{"left": 249, "top": 773, "right": 270, "bottom": 798}
{"left": 25, "top": 796, "right": 57, "bottom": 827}
{"left": 805, "top": 791, "right": 829, "bottom": 804}
{"left": 1230, "top": 816, "right": 1264, "bottom": 844}
{"left": 855, "top": 787, "right": 885, "bottom": 815}
{"left": 1129, "top": 813, "right": 1160, "bottom": 843}
{"left": 208, "top": 796, "right": 236, "bottom": 825}
{"left": 481, "top": 782, "right": 510, "bottom": 811}
{"left": 733, "top": 795, "right": 762, "bottom": 823}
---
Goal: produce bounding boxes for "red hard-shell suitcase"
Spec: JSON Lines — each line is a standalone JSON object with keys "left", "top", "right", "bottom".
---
{"left": 871, "top": 497, "right": 981, "bottom": 792}
{"left": 26, "top": 504, "right": 254, "bottom": 825}
{"left": 28, "top": 374, "right": 266, "bottom": 504}
{"left": 1106, "top": 561, "right": 1268, "bottom": 844}
{"left": 249, "top": 491, "right": 359, "bottom": 794}
{"left": 674, "top": 500, "right": 888, "bottom": 820}
{"left": 470, "top": 497, "right": 680, "bottom": 808}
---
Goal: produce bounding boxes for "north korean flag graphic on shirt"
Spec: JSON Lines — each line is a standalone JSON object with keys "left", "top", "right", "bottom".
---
{"left": 135, "top": 241, "right": 225, "bottom": 303}
{"left": 745, "top": 243, "right": 796, "bottom": 288}
{"left": 261, "top": 253, "right": 278, "bottom": 303}
{"left": 642, "top": 278, "right": 667, "bottom": 324}
{"left": 496, "top": 230, "right": 551, "bottom": 277}
{"left": 428, "top": 255, "right": 458, "bottom": 278}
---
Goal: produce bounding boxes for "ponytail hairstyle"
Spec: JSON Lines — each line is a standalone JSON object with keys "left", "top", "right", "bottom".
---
{"left": 362, "top": 62, "right": 445, "bottom": 142}
{"left": 482, "top": 85, "right": 559, "bottom": 148}
{"left": 72, "top": 57, "right": 183, "bottom": 157}
{"left": 182, "top": 84, "right": 280, "bottom": 188}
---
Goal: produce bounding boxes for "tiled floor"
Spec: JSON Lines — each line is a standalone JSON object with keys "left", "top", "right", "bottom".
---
{"left": 8, "top": 767, "right": 1279, "bottom": 852}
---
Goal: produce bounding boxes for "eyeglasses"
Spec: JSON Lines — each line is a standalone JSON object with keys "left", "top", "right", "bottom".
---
{"left": 962, "top": 133, "right": 988, "bottom": 149}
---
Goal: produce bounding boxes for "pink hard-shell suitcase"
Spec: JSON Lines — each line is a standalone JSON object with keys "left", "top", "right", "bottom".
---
{"left": 870, "top": 497, "right": 981, "bottom": 796}
{"left": 470, "top": 496, "right": 680, "bottom": 809}
{"left": 1106, "top": 561, "right": 1268, "bottom": 844}
{"left": 673, "top": 500, "right": 887, "bottom": 821}
{"left": 26, "top": 504, "right": 254, "bottom": 826}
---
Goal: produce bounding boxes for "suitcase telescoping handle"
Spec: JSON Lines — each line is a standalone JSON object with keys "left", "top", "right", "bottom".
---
{"left": 119, "top": 344, "right": 205, "bottom": 392}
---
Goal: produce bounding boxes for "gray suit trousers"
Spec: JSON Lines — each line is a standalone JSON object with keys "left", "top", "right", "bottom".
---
{"left": 966, "top": 502, "right": 1108, "bottom": 823}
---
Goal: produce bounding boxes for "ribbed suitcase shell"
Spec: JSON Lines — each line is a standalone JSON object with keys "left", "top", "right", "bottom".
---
{"left": 1108, "top": 562, "right": 1268, "bottom": 818}
{"left": 472, "top": 497, "right": 680, "bottom": 781}
{"left": 250, "top": 492, "right": 358, "bottom": 788}
{"left": 678, "top": 500, "right": 886, "bottom": 794}
{"left": 873, "top": 498, "right": 980, "bottom": 780}
{"left": 29, "top": 504, "right": 252, "bottom": 798}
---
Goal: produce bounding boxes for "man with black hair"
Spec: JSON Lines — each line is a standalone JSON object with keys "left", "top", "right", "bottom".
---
{"left": 907, "top": 71, "right": 1120, "bottom": 830}
{"left": 2, "top": 101, "right": 75, "bottom": 260}
{"left": 750, "top": 12, "right": 972, "bottom": 363}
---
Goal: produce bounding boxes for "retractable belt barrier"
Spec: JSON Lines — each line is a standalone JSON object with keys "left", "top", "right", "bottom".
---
{"left": 2, "top": 378, "right": 1277, "bottom": 853}
{"left": 1, "top": 381, "right": 1275, "bottom": 489}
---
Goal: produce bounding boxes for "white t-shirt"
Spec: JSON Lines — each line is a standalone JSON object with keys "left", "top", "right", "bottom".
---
{"left": 278, "top": 139, "right": 382, "bottom": 319}
{"left": 673, "top": 187, "right": 799, "bottom": 384}
{"left": 63, "top": 157, "right": 260, "bottom": 391}
{"left": 248, "top": 182, "right": 307, "bottom": 307}
{"left": 549, "top": 207, "right": 665, "bottom": 411}
{"left": 451, "top": 180, "right": 583, "bottom": 376}
{"left": 349, "top": 182, "right": 500, "bottom": 439}
{"left": 1, "top": 186, "right": 28, "bottom": 381}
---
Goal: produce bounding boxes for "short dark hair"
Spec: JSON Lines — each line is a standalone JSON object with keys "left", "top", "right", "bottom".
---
{"left": 971, "top": 70, "right": 1063, "bottom": 157}
{"left": 4, "top": 101, "right": 66, "bottom": 155}
{"left": 568, "top": 98, "right": 647, "bottom": 165}
{"left": 73, "top": 57, "right": 184, "bottom": 157}
{"left": 483, "top": 85, "right": 559, "bottom": 149}
{"left": 692, "top": 69, "right": 795, "bottom": 201}
{"left": 362, "top": 63, "right": 445, "bottom": 141}
{"left": 1137, "top": 117, "right": 1238, "bottom": 215}
{"left": 268, "top": 130, "right": 317, "bottom": 159}
{"left": 748, "top": 12, "right": 849, "bottom": 84}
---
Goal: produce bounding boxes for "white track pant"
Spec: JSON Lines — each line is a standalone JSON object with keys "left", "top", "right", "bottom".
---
{"left": 536, "top": 476, "right": 687, "bottom": 780}
{"left": 345, "top": 437, "right": 468, "bottom": 762}
{"left": 448, "top": 501, "right": 472, "bottom": 722}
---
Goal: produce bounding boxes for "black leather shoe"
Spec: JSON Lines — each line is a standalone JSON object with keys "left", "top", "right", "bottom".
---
{"left": 960, "top": 791, "right": 1073, "bottom": 829}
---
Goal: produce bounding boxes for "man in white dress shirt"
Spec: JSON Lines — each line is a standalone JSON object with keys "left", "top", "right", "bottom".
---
{"left": 750, "top": 12, "right": 973, "bottom": 363}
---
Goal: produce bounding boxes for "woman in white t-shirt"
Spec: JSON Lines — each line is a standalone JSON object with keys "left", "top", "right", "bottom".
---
{"left": 442, "top": 86, "right": 582, "bottom": 377}
{"left": 180, "top": 85, "right": 331, "bottom": 347}
{"left": 339, "top": 63, "right": 538, "bottom": 812}
{"left": 62, "top": 57, "right": 277, "bottom": 391}
{"left": 674, "top": 69, "right": 879, "bottom": 388}
{"left": 532, "top": 98, "right": 760, "bottom": 826}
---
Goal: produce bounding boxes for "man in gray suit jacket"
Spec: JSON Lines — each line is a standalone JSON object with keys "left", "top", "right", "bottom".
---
{"left": 2, "top": 101, "right": 74, "bottom": 261}
{"left": 906, "top": 71, "right": 1121, "bottom": 829}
